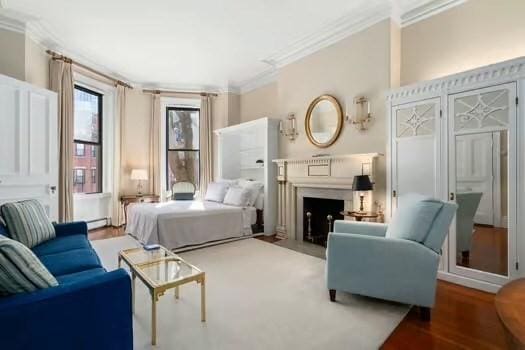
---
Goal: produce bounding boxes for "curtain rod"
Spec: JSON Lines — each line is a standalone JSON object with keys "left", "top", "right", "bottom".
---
{"left": 46, "top": 50, "right": 134, "bottom": 89}
{"left": 142, "top": 89, "right": 218, "bottom": 97}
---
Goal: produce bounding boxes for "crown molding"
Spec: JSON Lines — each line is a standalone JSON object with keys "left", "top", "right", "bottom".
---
{"left": 238, "top": 68, "right": 278, "bottom": 94}
{"left": 401, "top": 0, "right": 466, "bottom": 27}
{"left": 387, "top": 56, "right": 525, "bottom": 101}
{"left": 0, "top": 13, "right": 24, "bottom": 33}
{"left": 262, "top": 2, "right": 391, "bottom": 69}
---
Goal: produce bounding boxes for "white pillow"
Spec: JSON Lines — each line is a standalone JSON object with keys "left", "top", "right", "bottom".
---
{"left": 223, "top": 186, "right": 251, "bottom": 207}
{"left": 237, "top": 179, "right": 264, "bottom": 206}
{"left": 204, "top": 182, "right": 230, "bottom": 202}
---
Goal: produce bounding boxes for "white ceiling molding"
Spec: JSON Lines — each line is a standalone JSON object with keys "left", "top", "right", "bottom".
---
{"left": 0, "top": 0, "right": 467, "bottom": 95}
{"left": 238, "top": 69, "right": 278, "bottom": 94}
{"left": 400, "top": 0, "right": 466, "bottom": 27}
{"left": 262, "top": 2, "right": 391, "bottom": 69}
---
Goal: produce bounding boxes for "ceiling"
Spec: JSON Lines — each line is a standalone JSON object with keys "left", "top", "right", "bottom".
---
{"left": 0, "top": 0, "right": 463, "bottom": 92}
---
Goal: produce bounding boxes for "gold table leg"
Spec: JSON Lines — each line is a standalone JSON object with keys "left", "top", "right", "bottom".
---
{"left": 175, "top": 286, "right": 180, "bottom": 299}
{"left": 200, "top": 275, "right": 206, "bottom": 322}
{"left": 151, "top": 291, "right": 158, "bottom": 346}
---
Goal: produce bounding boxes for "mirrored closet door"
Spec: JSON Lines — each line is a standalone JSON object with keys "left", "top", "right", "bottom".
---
{"left": 448, "top": 83, "right": 517, "bottom": 285}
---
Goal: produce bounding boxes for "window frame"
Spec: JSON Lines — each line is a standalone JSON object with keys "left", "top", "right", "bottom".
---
{"left": 165, "top": 106, "right": 200, "bottom": 189}
{"left": 73, "top": 84, "right": 103, "bottom": 194}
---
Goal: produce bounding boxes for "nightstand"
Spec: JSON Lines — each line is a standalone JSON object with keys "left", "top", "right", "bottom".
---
{"left": 340, "top": 211, "right": 379, "bottom": 222}
{"left": 121, "top": 194, "right": 160, "bottom": 224}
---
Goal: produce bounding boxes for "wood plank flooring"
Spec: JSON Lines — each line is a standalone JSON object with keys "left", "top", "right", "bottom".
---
{"left": 89, "top": 226, "right": 507, "bottom": 349}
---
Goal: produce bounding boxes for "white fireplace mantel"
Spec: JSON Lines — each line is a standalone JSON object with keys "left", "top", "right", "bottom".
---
{"left": 272, "top": 153, "right": 382, "bottom": 239}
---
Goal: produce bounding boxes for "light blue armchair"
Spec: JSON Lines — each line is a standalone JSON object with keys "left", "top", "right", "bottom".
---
{"left": 326, "top": 193, "right": 457, "bottom": 320}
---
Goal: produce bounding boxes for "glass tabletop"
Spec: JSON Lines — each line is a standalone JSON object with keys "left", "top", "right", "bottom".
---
{"left": 137, "top": 257, "right": 201, "bottom": 286}
{"left": 120, "top": 246, "right": 178, "bottom": 266}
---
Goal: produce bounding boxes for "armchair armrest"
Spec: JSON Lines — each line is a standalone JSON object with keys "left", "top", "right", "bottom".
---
{"left": 53, "top": 221, "right": 88, "bottom": 237}
{"left": 0, "top": 269, "right": 132, "bottom": 349}
{"left": 326, "top": 232, "right": 440, "bottom": 307}
{"left": 333, "top": 220, "right": 387, "bottom": 237}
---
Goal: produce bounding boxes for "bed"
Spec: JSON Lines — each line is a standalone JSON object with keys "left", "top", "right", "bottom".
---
{"left": 125, "top": 200, "right": 258, "bottom": 250}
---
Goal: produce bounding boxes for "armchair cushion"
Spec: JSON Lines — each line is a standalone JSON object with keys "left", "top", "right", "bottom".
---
{"left": 386, "top": 193, "right": 443, "bottom": 243}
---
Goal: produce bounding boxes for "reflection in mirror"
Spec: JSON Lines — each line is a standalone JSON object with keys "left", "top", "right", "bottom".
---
{"left": 455, "top": 130, "right": 508, "bottom": 276}
{"left": 309, "top": 100, "right": 338, "bottom": 144}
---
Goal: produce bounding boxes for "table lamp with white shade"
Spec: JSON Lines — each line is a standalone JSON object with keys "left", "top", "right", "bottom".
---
{"left": 130, "top": 169, "right": 148, "bottom": 195}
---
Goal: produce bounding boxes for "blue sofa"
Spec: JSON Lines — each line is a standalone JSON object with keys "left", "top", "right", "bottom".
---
{"left": 0, "top": 221, "right": 133, "bottom": 350}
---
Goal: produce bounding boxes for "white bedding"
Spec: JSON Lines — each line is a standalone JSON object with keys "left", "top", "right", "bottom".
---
{"left": 125, "top": 200, "right": 256, "bottom": 250}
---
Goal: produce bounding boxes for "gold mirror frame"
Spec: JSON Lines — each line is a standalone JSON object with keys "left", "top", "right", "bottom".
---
{"left": 305, "top": 95, "right": 344, "bottom": 148}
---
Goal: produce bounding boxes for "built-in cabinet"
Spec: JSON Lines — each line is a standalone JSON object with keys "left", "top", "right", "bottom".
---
{"left": 0, "top": 74, "right": 58, "bottom": 220}
{"left": 214, "top": 117, "right": 280, "bottom": 235}
{"left": 387, "top": 57, "right": 525, "bottom": 292}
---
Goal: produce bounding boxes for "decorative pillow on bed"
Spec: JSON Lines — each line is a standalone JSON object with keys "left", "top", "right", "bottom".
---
{"left": 204, "top": 182, "right": 230, "bottom": 202}
{"left": 223, "top": 186, "right": 251, "bottom": 207}
{"left": 237, "top": 179, "right": 264, "bottom": 206}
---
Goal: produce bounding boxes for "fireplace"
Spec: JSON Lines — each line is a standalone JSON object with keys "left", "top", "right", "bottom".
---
{"left": 303, "top": 197, "right": 344, "bottom": 246}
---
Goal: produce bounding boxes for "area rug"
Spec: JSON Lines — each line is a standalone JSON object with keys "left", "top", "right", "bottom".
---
{"left": 92, "top": 236, "right": 409, "bottom": 350}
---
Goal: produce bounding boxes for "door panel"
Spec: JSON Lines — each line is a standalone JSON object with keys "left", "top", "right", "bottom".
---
{"left": 0, "top": 76, "right": 58, "bottom": 220}
{"left": 448, "top": 82, "right": 516, "bottom": 284}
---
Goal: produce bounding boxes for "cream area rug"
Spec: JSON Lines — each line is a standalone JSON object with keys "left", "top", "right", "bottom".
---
{"left": 92, "top": 236, "right": 409, "bottom": 350}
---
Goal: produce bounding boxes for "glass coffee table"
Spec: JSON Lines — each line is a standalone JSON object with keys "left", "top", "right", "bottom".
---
{"left": 118, "top": 245, "right": 206, "bottom": 345}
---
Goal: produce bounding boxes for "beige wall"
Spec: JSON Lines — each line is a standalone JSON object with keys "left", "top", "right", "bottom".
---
{"left": 240, "top": 19, "right": 399, "bottom": 208}
{"left": 25, "top": 36, "right": 49, "bottom": 89}
{"left": 240, "top": 82, "right": 278, "bottom": 122}
{"left": 0, "top": 28, "right": 25, "bottom": 81}
{"left": 401, "top": 0, "right": 525, "bottom": 85}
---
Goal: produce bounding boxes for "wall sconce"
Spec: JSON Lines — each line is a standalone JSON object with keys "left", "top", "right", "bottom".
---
{"left": 279, "top": 113, "right": 298, "bottom": 141}
{"left": 346, "top": 96, "right": 372, "bottom": 131}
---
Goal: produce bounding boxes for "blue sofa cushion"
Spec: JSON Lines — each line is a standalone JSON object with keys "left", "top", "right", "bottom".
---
{"left": 56, "top": 267, "right": 107, "bottom": 285}
{"left": 0, "top": 236, "right": 58, "bottom": 295}
{"left": 32, "top": 234, "right": 91, "bottom": 257}
{"left": 386, "top": 193, "right": 443, "bottom": 243}
{"left": 0, "top": 200, "right": 55, "bottom": 248}
{"left": 38, "top": 249, "right": 102, "bottom": 276}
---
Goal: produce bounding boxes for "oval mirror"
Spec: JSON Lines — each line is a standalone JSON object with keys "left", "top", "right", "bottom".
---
{"left": 305, "top": 95, "right": 343, "bottom": 148}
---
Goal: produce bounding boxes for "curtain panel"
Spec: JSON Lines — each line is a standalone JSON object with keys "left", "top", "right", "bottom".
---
{"left": 149, "top": 93, "right": 161, "bottom": 196}
{"left": 112, "top": 85, "right": 127, "bottom": 226}
{"left": 49, "top": 59, "right": 74, "bottom": 222}
{"left": 199, "top": 95, "right": 213, "bottom": 196}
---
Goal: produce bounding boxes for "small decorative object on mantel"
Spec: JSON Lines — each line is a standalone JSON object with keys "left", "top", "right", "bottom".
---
{"left": 256, "top": 159, "right": 264, "bottom": 168}
{"left": 346, "top": 96, "right": 372, "bottom": 131}
{"left": 279, "top": 113, "right": 298, "bottom": 141}
{"left": 312, "top": 153, "right": 331, "bottom": 158}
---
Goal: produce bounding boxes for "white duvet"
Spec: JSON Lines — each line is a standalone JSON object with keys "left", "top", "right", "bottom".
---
{"left": 125, "top": 200, "right": 256, "bottom": 250}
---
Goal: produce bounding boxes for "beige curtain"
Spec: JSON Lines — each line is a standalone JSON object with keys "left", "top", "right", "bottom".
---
{"left": 149, "top": 93, "right": 161, "bottom": 196}
{"left": 49, "top": 59, "right": 74, "bottom": 222}
{"left": 112, "top": 85, "right": 127, "bottom": 226}
{"left": 199, "top": 95, "right": 213, "bottom": 196}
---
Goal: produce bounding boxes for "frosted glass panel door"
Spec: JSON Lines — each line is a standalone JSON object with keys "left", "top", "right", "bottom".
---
{"left": 448, "top": 83, "right": 517, "bottom": 284}
{"left": 391, "top": 98, "right": 441, "bottom": 210}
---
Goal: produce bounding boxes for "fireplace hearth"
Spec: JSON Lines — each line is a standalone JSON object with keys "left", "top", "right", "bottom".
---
{"left": 303, "top": 197, "right": 344, "bottom": 246}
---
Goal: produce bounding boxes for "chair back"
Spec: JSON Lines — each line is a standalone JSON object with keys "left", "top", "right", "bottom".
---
{"left": 171, "top": 182, "right": 196, "bottom": 200}
{"left": 423, "top": 200, "right": 458, "bottom": 253}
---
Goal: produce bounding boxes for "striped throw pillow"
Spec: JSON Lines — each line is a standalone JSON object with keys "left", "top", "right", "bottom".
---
{"left": 0, "top": 200, "right": 56, "bottom": 248}
{"left": 0, "top": 235, "right": 58, "bottom": 295}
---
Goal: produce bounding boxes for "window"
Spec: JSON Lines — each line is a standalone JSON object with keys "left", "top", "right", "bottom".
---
{"left": 75, "top": 143, "right": 85, "bottom": 156}
{"left": 73, "top": 85, "right": 102, "bottom": 194}
{"left": 166, "top": 107, "right": 200, "bottom": 190}
{"left": 73, "top": 168, "right": 86, "bottom": 192}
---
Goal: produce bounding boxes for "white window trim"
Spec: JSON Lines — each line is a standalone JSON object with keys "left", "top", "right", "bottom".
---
{"left": 159, "top": 96, "right": 201, "bottom": 200}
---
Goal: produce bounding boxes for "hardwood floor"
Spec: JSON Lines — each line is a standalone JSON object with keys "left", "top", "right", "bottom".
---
{"left": 89, "top": 227, "right": 507, "bottom": 349}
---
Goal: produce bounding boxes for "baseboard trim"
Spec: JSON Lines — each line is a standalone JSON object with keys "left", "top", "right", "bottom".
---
{"left": 437, "top": 271, "right": 501, "bottom": 293}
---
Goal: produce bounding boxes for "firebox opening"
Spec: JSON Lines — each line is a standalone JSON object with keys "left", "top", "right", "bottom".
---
{"left": 303, "top": 197, "right": 344, "bottom": 247}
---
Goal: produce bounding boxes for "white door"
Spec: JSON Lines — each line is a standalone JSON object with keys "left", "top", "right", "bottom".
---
{"left": 455, "top": 132, "right": 500, "bottom": 225}
{"left": 448, "top": 82, "right": 517, "bottom": 285}
{"left": 391, "top": 98, "right": 442, "bottom": 210}
{"left": 0, "top": 75, "right": 58, "bottom": 220}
